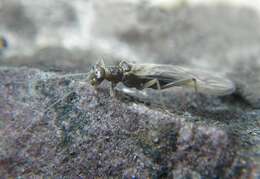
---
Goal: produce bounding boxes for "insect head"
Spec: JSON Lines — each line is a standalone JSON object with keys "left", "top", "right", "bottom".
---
{"left": 88, "top": 60, "right": 132, "bottom": 87}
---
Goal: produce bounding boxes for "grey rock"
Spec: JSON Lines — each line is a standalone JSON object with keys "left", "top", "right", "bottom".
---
{"left": 0, "top": 0, "right": 259, "bottom": 177}
{"left": 0, "top": 67, "right": 255, "bottom": 178}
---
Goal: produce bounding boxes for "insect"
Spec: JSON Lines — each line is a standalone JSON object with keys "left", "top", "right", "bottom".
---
{"left": 88, "top": 60, "right": 236, "bottom": 98}
{"left": 43, "top": 59, "right": 236, "bottom": 113}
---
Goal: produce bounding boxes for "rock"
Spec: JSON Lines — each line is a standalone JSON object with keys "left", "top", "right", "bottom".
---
{"left": 0, "top": 67, "right": 255, "bottom": 178}
{"left": 0, "top": 0, "right": 260, "bottom": 177}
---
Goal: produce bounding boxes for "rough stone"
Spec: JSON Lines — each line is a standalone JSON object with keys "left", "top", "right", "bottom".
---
{"left": 0, "top": 0, "right": 259, "bottom": 177}
{"left": 0, "top": 67, "right": 255, "bottom": 178}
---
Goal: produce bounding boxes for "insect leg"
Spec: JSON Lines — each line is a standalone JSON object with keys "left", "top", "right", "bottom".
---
{"left": 142, "top": 79, "right": 161, "bottom": 89}
{"left": 162, "top": 78, "right": 198, "bottom": 92}
{"left": 109, "top": 82, "right": 117, "bottom": 97}
{"left": 142, "top": 79, "right": 168, "bottom": 110}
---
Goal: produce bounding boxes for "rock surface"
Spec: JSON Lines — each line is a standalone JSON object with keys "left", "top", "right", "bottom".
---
{"left": 0, "top": 0, "right": 260, "bottom": 178}
{"left": 0, "top": 67, "right": 255, "bottom": 178}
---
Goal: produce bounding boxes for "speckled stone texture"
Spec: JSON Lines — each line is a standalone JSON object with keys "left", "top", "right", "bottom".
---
{"left": 0, "top": 0, "right": 260, "bottom": 178}
{"left": 0, "top": 67, "right": 255, "bottom": 178}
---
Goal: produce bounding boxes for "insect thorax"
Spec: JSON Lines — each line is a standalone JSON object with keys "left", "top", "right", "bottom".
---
{"left": 105, "top": 66, "right": 124, "bottom": 83}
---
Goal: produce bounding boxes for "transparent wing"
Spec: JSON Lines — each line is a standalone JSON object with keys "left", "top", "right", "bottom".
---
{"left": 129, "top": 64, "right": 236, "bottom": 96}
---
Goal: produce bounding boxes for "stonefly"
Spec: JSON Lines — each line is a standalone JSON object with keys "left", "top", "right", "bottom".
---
{"left": 88, "top": 60, "right": 236, "bottom": 97}
{"left": 43, "top": 60, "right": 236, "bottom": 113}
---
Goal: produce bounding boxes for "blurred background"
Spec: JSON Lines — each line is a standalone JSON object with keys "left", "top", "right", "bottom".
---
{"left": 1, "top": 0, "right": 260, "bottom": 177}
{"left": 1, "top": 0, "right": 260, "bottom": 75}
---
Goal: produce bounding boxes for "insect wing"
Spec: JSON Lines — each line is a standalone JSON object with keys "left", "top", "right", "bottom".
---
{"left": 128, "top": 64, "right": 235, "bottom": 96}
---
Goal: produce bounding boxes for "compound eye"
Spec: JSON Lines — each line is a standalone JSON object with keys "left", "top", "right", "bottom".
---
{"left": 120, "top": 61, "right": 131, "bottom": 72}
{"left": 95, "top": 68, "right": 102, "bottom": 79}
